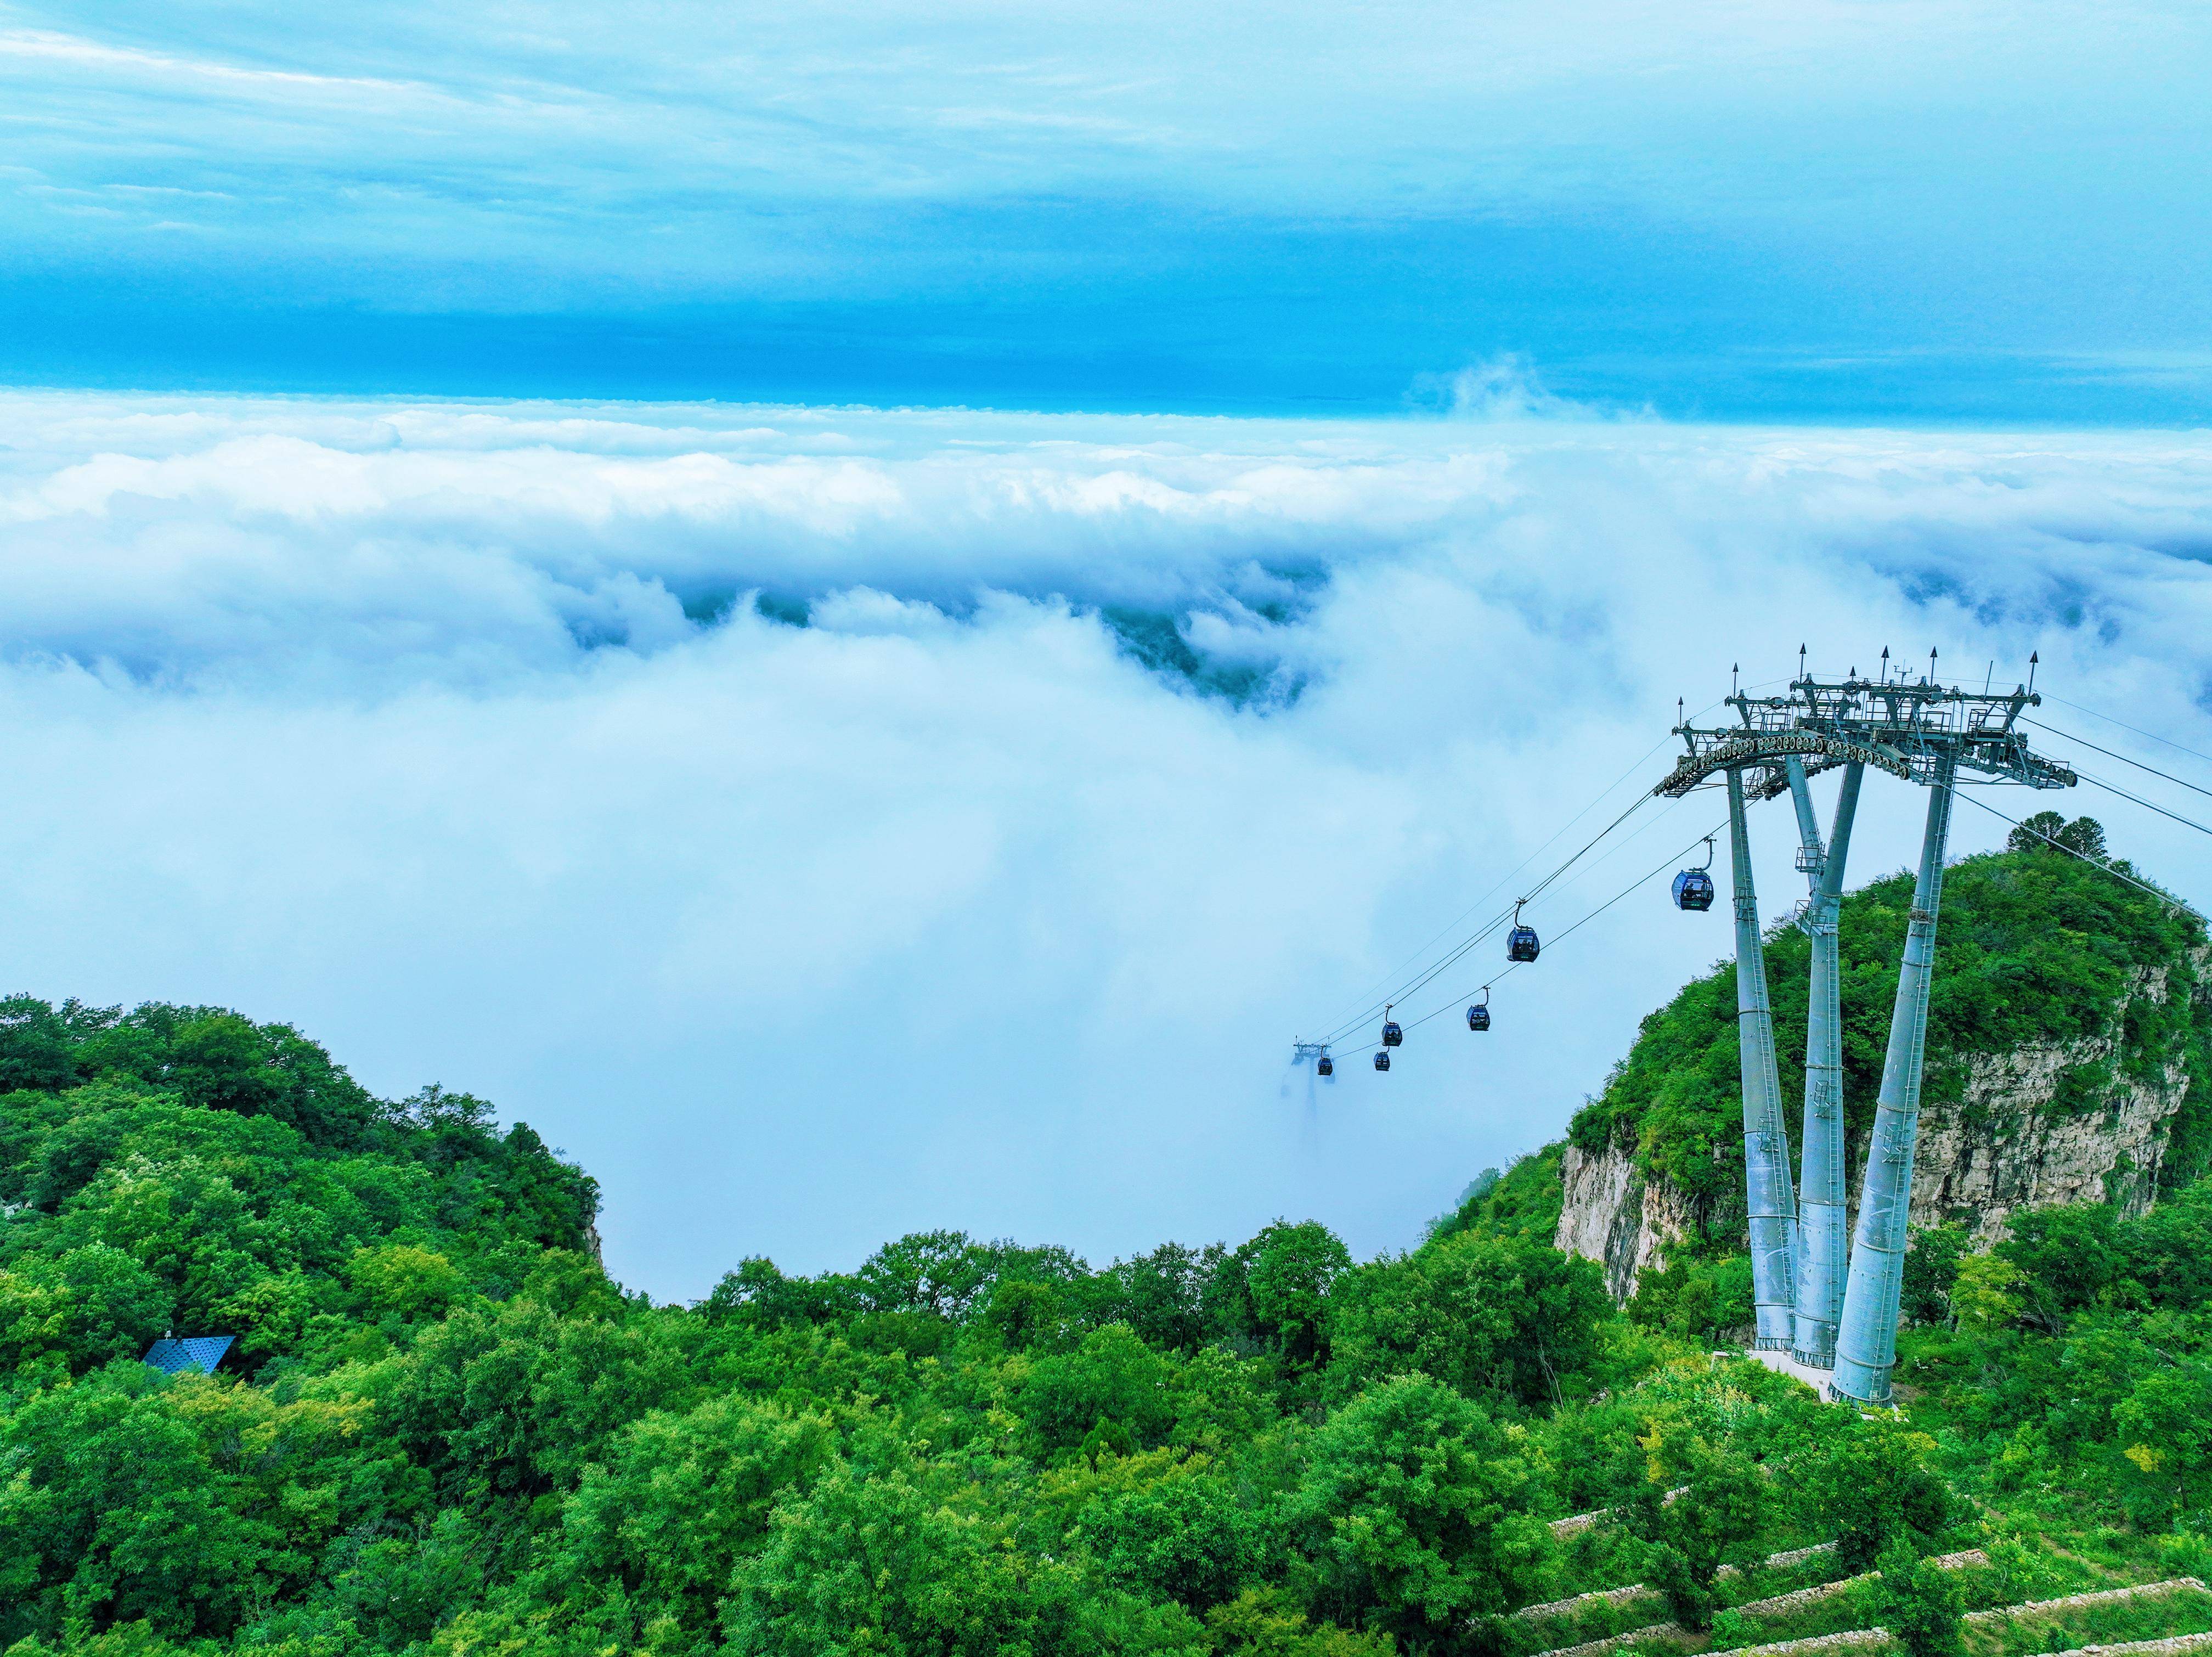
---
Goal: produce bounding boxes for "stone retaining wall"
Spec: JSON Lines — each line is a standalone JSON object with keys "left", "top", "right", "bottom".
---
{"left": 1528, "top": 1625, "right": 1690, "bottom": 1657}
{"left": 1516, "top": 1585, "right": 1665, "bottom": 1623}
{"left": 2064, "top": 1634, "right": 2212, "bottom": 1657}
{"left": 1702, "top": 1628, "right": 1897, "bottom": 1657}
{"left": 1966, "top": 1579, "right": 2209, "bottom": 1627}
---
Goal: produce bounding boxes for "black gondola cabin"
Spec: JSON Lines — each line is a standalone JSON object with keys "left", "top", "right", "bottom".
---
{"left": 1672, "top": 869, "right": 1716, "bottom": 910}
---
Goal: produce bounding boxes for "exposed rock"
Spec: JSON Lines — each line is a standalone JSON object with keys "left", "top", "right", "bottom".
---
{"left": 1917, "top": 956, "right": 2204, "bottom": 1241}
{"left": 1556, "top": 1135, "right": 1700, "bottom": 1302}
{"left": 1558, "top": 945, "right": 2209, "bottom": 1299}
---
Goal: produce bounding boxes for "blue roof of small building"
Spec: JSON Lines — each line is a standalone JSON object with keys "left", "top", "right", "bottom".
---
{"left": 143, "top": 1335, "right": 234, "bottom": 1375}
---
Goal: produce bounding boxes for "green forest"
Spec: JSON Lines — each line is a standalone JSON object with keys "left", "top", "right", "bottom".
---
{"left": 3, "top": 830, "right": 2211, "bottom": 1657}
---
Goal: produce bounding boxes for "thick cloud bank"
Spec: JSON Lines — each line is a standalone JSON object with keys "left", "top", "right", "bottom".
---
{"left": 3, "top": 390, "right": 2209, "bottom": 1298}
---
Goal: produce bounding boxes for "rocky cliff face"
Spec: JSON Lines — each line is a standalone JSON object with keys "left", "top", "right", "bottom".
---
{"left": 1556, "top": 1136, "right": 1699, "bottom": 1303}
{"left": 1557, "top": 945, "right": 2210, "bottom": 1299}
{"left": 1917, "top": 951, "right": 2207, "bottom": 1238}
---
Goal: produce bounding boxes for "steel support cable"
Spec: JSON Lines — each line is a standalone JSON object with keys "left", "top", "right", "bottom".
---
{"left": 1316, "top": 908, "right": 1517, "bottom": 1046}
{"left": 1347, "top": 788, "right": 1655, "bottom": 1032}
{"left": 1386, "top": 820, "right": 1730, "bottom": 1042}
{"left": 1310, "top": 728, "right": 1686, "bottom": 1041}
{"left": 1955, "top": 791, "right": 2201, "bottom": 918}
{"left": 2025, "top": 718, "right": 2212, "bottom": 803}
{"left": 1504, "top": 821, "right": 1729, "bottom": 967}
{"left": 1318, "top": 901, "right": 1521, "bottom": 1046}
{"left": 2072, "top": 767, "right": 2212, "bottom": 840}
{"left": 1315, "top": 787, "right": 1658, "bottom": 1047}
{"left": 1517, "top": 792, "right": 1656, "bottom": 907}
{"left": 1388, "top": 789, "right": 2204, "bottom": 1055}
{"left": 1394, "top": 791, "right": 1702, "bottom": 1022}
{"left": 1391, "top": 828, "right": 1707, "bottom": 1039}
{"left": 1516, "top": 787, "right": 1699, "bottom": 906}
{"left": 2044, "top": 694, "right": 2212, "bottom": 770}
{"left": 1308, "top": 677, "right": 1791, "bottom": 1052}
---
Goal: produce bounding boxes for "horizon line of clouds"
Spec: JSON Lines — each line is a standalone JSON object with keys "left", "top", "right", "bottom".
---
{"left": 3, "top": 384, "right": 2210, "bottom": 698}
{"left": 1, "top": 388, "right": 2210, "bottom": 1291}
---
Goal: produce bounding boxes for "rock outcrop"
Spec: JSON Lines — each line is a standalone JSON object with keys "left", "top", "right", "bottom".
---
{"left": 1558, "top": 945, "right": 2210, "bottom": 1298}
{"left": 1914, "top": 956, "right": 2203, "bottom": 1241}
{"left": 1556, "top": 1135, "right": 1700, "bottom": 1303}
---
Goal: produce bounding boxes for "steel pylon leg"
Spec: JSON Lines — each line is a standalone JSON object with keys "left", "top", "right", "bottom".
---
{"left": 1727, "top": 768, "right": 1797, "bottom": 1350}
{"left": 1831, "top": 750, "right": 1956, "bottom": 1404}
{"left": 1788, "top": 760, "right": 1863, "bottom": 1368}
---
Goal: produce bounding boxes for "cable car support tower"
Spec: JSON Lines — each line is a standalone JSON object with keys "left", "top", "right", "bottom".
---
{"left": 1654, "top": 658, "right": 2074, "bottom": 1404}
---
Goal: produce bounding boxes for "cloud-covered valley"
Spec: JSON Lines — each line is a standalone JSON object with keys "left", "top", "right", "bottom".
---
{"left": 3, "top": 390, "right": 2209, "bottom": 1299}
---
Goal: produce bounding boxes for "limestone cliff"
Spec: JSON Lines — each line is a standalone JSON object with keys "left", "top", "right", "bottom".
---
{"left": 1556, "top": 1134, "right": 1699, "bottom": 1303}
{"left": 1546, "top": 844, "right": 2209, "bottom": 1300}
{"left": 1914, "top": 951, "right": 2207, "bottom": 1239}
{"left": 1558, "top": 959, "right": 2204, "bottom": 1297}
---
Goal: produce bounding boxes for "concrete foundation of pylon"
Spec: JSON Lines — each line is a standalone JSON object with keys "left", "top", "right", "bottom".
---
{"left": 1740, "top": 1345, "right": 1842, "bottom": 1395}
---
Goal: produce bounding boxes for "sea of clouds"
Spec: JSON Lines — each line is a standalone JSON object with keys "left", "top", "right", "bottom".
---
{"left": 3, "top": 388, "right": 2208, "bottom": 1298}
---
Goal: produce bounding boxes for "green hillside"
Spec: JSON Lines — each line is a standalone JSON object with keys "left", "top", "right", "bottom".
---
{"left": 2, "top": 836, "right": 2211, "bottom": 1657}
{"left": 1514, "top": 827, "right": 2211, "bottom": 1254}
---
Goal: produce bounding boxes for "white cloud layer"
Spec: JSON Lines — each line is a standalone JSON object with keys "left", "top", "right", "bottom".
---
{"left": 3, "top": 390, "right": 2209, "bottom": 1298}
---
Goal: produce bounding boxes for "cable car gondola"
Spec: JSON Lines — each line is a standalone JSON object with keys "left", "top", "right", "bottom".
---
{"left": 1380, "top": 1004, "right": 1403, "bottom": 1046}
{"left": 1505, "top": 901, "right": 1541, "bottom": 963}
{"left": 1374, "top": 1049, "right": 1391, "bottom": 1072}
{"left": 1317, "top": 1053, "right": 1334, "bottom": 1077}
{"left": 1466, "top": 988, "right": 1491, "bottom": 1032}
{"left": 1672, "top": 837, "right": 1717, "bottom": 912}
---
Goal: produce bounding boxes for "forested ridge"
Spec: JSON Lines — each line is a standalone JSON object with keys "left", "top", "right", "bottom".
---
{"left": 1599, "top": 832, "right": 2207, "bottom": 1216}
{"left": 7, "top": 837, "right": 2212, "bottom": 1657}
{"left": 1479, "top": 824, "right": 2212, "bottom": 1286}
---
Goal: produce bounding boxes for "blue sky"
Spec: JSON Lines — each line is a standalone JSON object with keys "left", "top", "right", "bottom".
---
{"left": 5, "top": 8, "right": 2212, "bottom": 1294}
{"left": 4, "top": 1, "right": 2210, "bottom": 418}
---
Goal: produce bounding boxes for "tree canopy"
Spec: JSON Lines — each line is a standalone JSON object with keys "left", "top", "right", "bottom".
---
{"left": 2, "top": 838, "right": 2209, "bottom": 1657}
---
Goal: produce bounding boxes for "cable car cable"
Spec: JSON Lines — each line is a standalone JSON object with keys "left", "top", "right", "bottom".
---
{"left": 1530, "top": 824, "right": 1729, "bottom": 956}
{"left": 1375, "top": 784, "right": 2202, "bottom": 1059}
{"left": 1516, "top": 792, "right": 1657, "bottom": 907}
{"left": 1314, "top": 788, "right": 1660, "bottom": 1047}
{"left": 1323, "top": 674, "right": 1790, "bottom": 1050}
{"left": 1316, "top": 675, "right": 1797, "bottom": 1056}
{"left": 1475, "top": 791, "right": 1703, "bottom": 974}
{"left": 1526, "top": 789, "right": 1700, "bottom": 903}
{"left": 1391, "top": 820, "right": 1730, "bottom": 1039}
{"left": 2042, "top": 695, "right": 2212, "bottom": 771}
{"left": 1321, "top": 782, "right": 1673, "bottom": 1045}
{"left": 2072, "top": 768, "right": 2212, "bottom": 840}
{"left": 1308, "top": 732, "right": 1683, "bottom": 1039}
{"left": 2024, "top": 718, "right": 2212, "bottom": 803}
{"left": 1316, "top": 906, "right": 1517, "bottom": 1046}
{"left": 1955, "top": 791, "right": 2199, "bottom": 918}
{"left": 1336, "top": 669, "right": 2210, "bottom": 1064}
{"left": 1301, "top": 685, "right": 1769, "bottom": 1046}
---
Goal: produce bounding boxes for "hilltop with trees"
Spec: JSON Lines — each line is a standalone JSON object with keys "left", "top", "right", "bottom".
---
{"left": 2, "top": 836, "right": 2211, "bottom": 1657}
